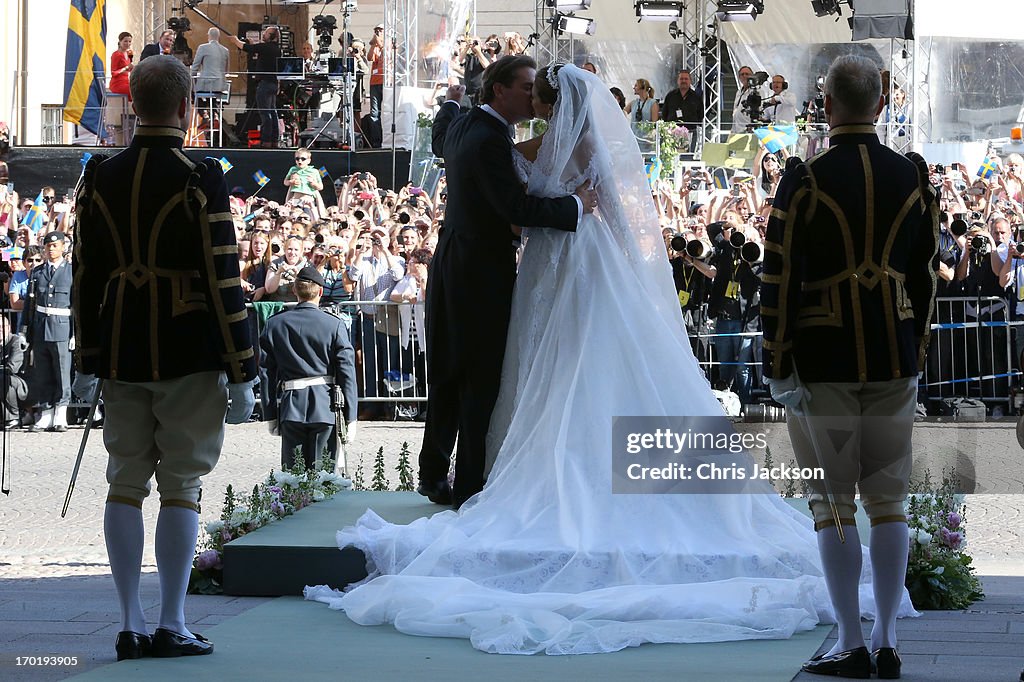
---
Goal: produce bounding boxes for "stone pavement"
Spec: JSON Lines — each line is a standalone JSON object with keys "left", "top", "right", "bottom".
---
{"left": 0, "top": 421, "right": 1022, "bottom": 680}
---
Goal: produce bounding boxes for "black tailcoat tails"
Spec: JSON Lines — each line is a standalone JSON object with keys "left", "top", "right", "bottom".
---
{"left": 420, "top": 101, "right": 578, "bottom": 505}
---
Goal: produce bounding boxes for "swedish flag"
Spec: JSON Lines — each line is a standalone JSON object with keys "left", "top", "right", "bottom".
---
{"left": 319, "top": 165, "right": 329, "bottom": 179}
{"left": 754, "top": 124, "right": 798, "bottom": 154}
{"left": 253, "top": 170, "right": 270, "bottom": 187}
{"left": 21, "top": 191, "right": 47, "bottom": 233}
{"left": 218, "top": 156, "right": 234, "bottom": 173}
{"left": 978, "top": 157, "right": 998, "bottom": 179}
{"left": 63, "top": 0, "right": 108, "bottom": 136}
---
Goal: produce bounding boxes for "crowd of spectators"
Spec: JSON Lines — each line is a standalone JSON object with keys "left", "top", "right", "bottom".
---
{"left": 1, "top": 154, "right": 442, "bottom": 427}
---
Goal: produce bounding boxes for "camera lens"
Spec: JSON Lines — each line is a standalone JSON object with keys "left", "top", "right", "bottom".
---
{"left": 729, "top": 231, "right": 746, "bottom": 249}
{"left": 271, "top": 243, "right": 281, "bottom": 254}
{"left": 950, "top": 218, "right": 968, "bottom": 237}
{"left": 971, "top": 235, "right": 989, "bottom": 253}
{"left": 740, "top": 241, "right": 763, "bottom": 264}
{"left": 669, "top": 234, "right": 687, "bottom": 252}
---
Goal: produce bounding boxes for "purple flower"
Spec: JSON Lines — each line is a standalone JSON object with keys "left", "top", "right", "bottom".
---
{"left": 270, "top": 500, "right": 286, "bottom": 516}
{"left": 268, "top": 485, "right": 283, "bottom": 496}
{"left": 195, "top": 549, "right": 223, "bottom": 571}
{"left": 939, "top": 528, "right": 963, "bottom": 550}
{"left": 946, "top": 511, "right": 962, "bottom": 529}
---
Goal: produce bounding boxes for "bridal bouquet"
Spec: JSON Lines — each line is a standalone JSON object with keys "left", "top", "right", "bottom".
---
{"left": 904, "top": 475, "right": 984, "bottom": 610}
{"left": 189, "top": 457, "right": 351, "bottom": 594}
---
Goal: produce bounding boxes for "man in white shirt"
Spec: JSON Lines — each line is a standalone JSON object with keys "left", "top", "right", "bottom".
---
{"left": 762, "top": 74, "right": 799, "bottom": 124}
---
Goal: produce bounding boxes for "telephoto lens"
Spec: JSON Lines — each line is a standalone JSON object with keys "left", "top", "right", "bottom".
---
{"left": 949, "top": 217, "right": 969, "bottom": 237}
{"left": 271, "top": 243, "right": 281, "bottom": 255}
{"left": 685, "top": 238, "right": 712, "bottom": 260}
{"left": 1014, "top": 242, "right": 1024, "bottom": 256}
{"left": 669, "top": 233, "right": 688, "bottom": 252}
{"left": 740, "top": 241, "right": 763, "bottom": 264}
{"left": 729, "top": 231, "right": 746, "bottom": 249}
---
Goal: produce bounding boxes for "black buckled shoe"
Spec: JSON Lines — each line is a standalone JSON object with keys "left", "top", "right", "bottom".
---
{"left": 801, "top": 646, "right": 871, "bottom": 678}
{"left": 150, "top": 628, "right": 214, "bottom": 657}
{"left": 114, "top": 631, "right": 151, "bottom": 661}
{"left": 871, "top": 647, "right": 901, "bottom": 679}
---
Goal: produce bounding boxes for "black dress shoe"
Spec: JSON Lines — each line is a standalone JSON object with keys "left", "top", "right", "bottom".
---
{"left": 150, "top": 628, "right": 214, "bottom": 657}
{"left": 801, "top": 646, "right": 870, "bottom": 678}
{"left": 115, "top": 631, "right": 151, "bottom": 661}
{"left": 416, "top": 480, "right": 452, "bottom": 505}
{"left": 871, "top": 648, "right": 901, "bottom": 679}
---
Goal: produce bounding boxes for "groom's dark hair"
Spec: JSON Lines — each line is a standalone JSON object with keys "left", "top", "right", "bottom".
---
{"left": 480, "top": 55, "right": 537, "bottom": 105}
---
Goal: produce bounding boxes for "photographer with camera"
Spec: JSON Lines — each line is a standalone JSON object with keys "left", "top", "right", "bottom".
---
{"left": 954, "top": 215, "right": 1011, "bottom": 406}
{"left": 731, "top": 66, "right": 758, "bottom": 132}
{"left": 264, "top": 237, "right": 308, "bottom": 303}
{"left": 460, "top": 35, "right": 502, "bottom": 106}
{"left": 365, "top": 24, "right": 386, "bottom": 147}
{"left": 349, "top": 225, "right": 404, "bottom": 419}
{"left": 762, "top": 74, "right": 798, "bottom": 124}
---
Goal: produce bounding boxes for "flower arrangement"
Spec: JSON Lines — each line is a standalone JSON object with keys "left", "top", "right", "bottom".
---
{"left": 635, "top": 121, "right": 691, "bottom": 180}
{"left": 905, "top": 474, "right": 984, "bottom": 610}
{"left": 188, "top": 456, "right": 351, "bottom": 595}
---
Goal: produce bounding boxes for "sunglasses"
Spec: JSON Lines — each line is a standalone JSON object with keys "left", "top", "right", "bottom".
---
{"left": 295, "top": 157, "right": 309, "bottom": 162}
{"left": 43, "top": 196, "right": 55, "bottom": 203}
{"left": 26, "top": 257, "right": 43, "bottom": 263}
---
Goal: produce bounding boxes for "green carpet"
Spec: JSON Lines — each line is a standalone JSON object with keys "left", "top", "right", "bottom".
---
{"left": 74, "top": 596, "right": 831, "bottom": 681}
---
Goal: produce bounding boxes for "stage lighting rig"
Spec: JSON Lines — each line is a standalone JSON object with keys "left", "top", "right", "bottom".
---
{"left": 811, "top": 0, "right": 842, "bottom": 16}
{"left": 554, "top": 13, "right": 596, "bottom": 36}
{"left": 547, "top": 0, "right": 592, "bottom": 10}
{"left": 715, "top": 1, "right": 763, "bottom": 22}
{"left": 635, "top": 1, "right": 685, "bottom": 22}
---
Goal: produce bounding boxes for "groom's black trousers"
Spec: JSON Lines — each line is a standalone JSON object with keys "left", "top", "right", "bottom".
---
{"left": 418, "top": 363, "right": 501, "bottom": 503}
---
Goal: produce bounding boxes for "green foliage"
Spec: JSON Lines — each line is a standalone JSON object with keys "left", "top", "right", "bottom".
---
{"left": 905, "top": 473, "right": 984, "bottom": 610}
{"left": 353, "top": 453, "right": 366, "bottom": 491}
{"left": 635, "top": 120, "right": 691, "bottom": 180}
{"left": 371, "top": 446, "right": 390, "bottom": 491}
{"left": 396, "top": 441, "right": 415, "bottom": 492}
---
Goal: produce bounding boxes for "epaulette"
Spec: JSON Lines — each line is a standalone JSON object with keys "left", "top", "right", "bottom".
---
{"left": 75, "top": 153, "right": 109, "bottom": 218}
{"left": 183, "top": 158, "right": 221, "bottom": 222}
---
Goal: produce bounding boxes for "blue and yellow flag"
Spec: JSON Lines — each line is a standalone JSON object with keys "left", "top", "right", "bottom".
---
{"left": 318, "top": 165, "right": 329, "bottom": 179}
{"left": 63, "top": 0, "right": 108, "bottom": 136}
{"left": 978, "top": 157, "right": 999, "bottom": 179}
{"left": 21, "top": 191, "right": 47, "bottom": 233}
{"left": 645, "top": 156, "right": 663, "bottom": 189}
{"left": 218, "top": 156, "right": 233, "bottom": 173}
{"left": 754, "top": 124, "right": 799, "bottom": 154}
{"left": 253, "top": 170, "right": 270, "bottom": 187}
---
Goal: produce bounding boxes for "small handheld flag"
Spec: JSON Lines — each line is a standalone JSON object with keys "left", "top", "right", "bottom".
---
{"left": 218, "top": 156, "right": 233, "bottom": 173}
{"left": 645, "top": 156, "right": 663, "bottom": 189}
{"left": 253, "top": 170, "right": 270, "bottom": 187}
{"left": 21, "top": 192, "right": 47, "bottom": 233}
{"left": 754, "top": 124, "right": 798, "bottom": 154}
{"left": 978, "top": 157, "right": 998, "bottom": 179}
{"left": 318, "top": 165, "right": 329, "bottom": 179}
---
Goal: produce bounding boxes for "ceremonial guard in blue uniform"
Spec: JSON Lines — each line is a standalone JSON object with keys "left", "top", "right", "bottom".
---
{"left": 26, "top": 231, "right": 74, "bottom": 432}
{"left": 72, "top": 56, "right": 256, "bottom": 661}
{"left": 761, "top": 56, "right": 938, "bottom": 680}
{"left": 260, "top": 266, "right": 358, "bottom": 470}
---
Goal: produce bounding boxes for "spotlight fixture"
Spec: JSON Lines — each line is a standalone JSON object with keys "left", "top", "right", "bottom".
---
{"left": 554, "top": 13, "right": 596, "bottom": 36}
{"left": 634, "top": 1, "right": 685, "bottom": 22}
{"left": 715, "top": 1, "right": 763, "bottom": 22}
{"left": 547, "top": 0, "right": 592, "bottom": 10}
{"left": 810, "top": 0, "right": 842, "bottom": 16}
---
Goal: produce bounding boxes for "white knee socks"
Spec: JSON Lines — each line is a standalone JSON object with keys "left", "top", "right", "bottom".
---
{"left": 869, "top": 521, "right": 909, "bottom": 650}
{"left": 104, "top": 502, "right": 147, "bottom": 634}
{"left": 155, "top": 506, "right": 200, "bottom": 637}
{"left": 818, "top": 525, "right": 866, "bottom": 655}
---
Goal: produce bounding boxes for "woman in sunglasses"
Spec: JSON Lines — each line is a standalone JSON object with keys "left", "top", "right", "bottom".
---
{"left": 284, "top": 147, "right": 325, "bottom": 221}
{"left": 7, "top": 245, "right": 43, "bottom": 333}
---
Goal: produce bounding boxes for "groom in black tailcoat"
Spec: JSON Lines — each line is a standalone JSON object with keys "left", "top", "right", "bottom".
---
{"left": 418, "top": 55, "right": 598, "bottom": 509}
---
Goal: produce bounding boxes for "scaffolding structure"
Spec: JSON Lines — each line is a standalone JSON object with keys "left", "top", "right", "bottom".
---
{"left": 384, "top": 0, "right": 418, "bottom": 88}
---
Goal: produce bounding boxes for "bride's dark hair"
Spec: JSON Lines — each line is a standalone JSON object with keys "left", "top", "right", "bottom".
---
{"left": 535, "top": 63, "right": 569, "bottom": 107}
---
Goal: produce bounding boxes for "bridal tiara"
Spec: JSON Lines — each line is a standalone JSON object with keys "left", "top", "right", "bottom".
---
{"left": 546, "top": 62, "right": 568, "bottom": 92}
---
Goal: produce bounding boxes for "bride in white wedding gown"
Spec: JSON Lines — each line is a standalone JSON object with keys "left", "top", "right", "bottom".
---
{"left": 305, "top": 63, "right": 916, "bottom": 655}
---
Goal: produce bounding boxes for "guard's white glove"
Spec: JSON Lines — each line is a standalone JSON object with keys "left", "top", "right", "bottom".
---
{"left": 345, "top": 421, "right": 357, "bottom": 445}
{"left": 266, "top": 419, "right": 280, "bottom": 436}
{"left": 68, "top": 336, "right": 76, "bottom": 352}
{"left": 765, "top": 374, "right": 812, "bottom": 409}
{"left": 226, "top": 378, "right": 257, "bottom": 424}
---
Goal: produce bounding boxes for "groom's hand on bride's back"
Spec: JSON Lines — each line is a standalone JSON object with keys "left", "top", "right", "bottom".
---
{"left": 575, "top": 180, "right": 598, "bottom": 215}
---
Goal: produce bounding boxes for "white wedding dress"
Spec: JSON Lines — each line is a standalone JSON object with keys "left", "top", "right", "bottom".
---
{"left": 305, "top": 65, "right": 917, "bottom": 655}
